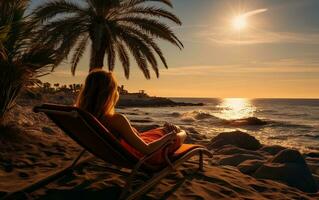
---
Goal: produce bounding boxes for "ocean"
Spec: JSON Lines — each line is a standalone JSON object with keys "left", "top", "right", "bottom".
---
{"left": 120, "top": 98, "right": 319, "bottom": 153}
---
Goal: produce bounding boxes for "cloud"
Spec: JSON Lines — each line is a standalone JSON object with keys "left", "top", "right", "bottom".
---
{"left": 198, "top": 28, "right": 319, "bottom": 45}
{"left": 161, "top": 58, "right": 319, "bottom": 76}
{"left": 242, "top": 9, "right": 268, "bottom": 18}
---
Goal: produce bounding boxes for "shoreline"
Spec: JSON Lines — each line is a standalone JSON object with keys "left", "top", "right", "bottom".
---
{"left": 20, "top": 89, "right": 205, "bottom": 108}
{"left": 0, "top": 95, "right": 318, "bottom": 199}
{"left": 118, "top": 95, "right": 204, "bottom": 107}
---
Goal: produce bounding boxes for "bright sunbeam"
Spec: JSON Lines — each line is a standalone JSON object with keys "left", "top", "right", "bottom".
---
{"left": 231, "top": 8, "right": 268, "bottom": 31}
{"left": 232, "top": 15, "right": 247, "bottom": 30}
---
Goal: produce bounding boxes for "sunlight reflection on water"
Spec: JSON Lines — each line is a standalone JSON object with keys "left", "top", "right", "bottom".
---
{"left": 216, "top": 98, "right": 256, "bottom": 120}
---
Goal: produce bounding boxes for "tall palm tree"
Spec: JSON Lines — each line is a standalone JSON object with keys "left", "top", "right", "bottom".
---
{"left": 0, "top": 0, "right": 59, "bottom": 124}
{"left": 33, "top": 0, "right": 183, "bottom": 79}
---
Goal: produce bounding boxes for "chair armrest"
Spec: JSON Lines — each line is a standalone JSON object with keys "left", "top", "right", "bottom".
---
{"left": 141, "top": 131, "right": 176, "bottom": 159}
{"left": 132, "top": 131, "right": 177, "bottom": 170}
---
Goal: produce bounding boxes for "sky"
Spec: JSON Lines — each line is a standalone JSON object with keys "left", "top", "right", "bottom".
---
{"left": 29, "top": 0, "right": 319, "bottom": 98}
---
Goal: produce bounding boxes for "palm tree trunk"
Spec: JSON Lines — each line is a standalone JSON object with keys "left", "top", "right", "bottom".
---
{"left": 89, "top": 45, "right": 106, "bottom": 71}
{"left": 89, "top": 29, "right": 107, "bottom": 71}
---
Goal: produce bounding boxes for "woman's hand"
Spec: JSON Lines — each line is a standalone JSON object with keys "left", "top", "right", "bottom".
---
{"left": 164, "top": 122, "right": 181, "bottom": 133}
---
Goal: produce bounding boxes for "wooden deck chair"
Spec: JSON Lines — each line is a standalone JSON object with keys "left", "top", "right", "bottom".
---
{"left": 4, "top": 104, "right": 213, "bottom": 200}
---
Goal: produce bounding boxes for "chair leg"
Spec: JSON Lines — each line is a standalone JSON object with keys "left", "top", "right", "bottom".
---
{"left": 119, "top": 168, "right": 139, "bottom": 200}
{"left": 71, "top": 149, "right": 86, "bottom": 168}
{"left": 199, "top": 151, "right": 204, "bottom": 171}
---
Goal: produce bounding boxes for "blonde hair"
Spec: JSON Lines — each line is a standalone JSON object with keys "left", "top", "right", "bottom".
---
{"left": 76, "top": 69, "right": 119, "bottom": 118}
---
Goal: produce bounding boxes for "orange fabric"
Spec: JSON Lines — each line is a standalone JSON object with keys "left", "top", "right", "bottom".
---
{"left": 172, "top": 144, "right": 202, "bottom": 159}
{"left": 120, "top": 128, "right": 182, "bottom": 165}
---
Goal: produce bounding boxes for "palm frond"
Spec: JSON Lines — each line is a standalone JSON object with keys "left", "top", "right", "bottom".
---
{"left": 116, "top": 41, "right": 130, "bottom": 78}
{"left": 33, "top": 0, "right": 85, "bottom": 23}
{"left": 122, "top": 0, "right": 173, "bottom": 8}
{"left": 86, "top": 0, "right": 119, "bottom": 16}
{"left": 117, "top": 30, "right": 158, "bottom": 78}
{"left": 124, "top": 33, "right": 159, "bottom": 77}
{"left": 118, "top": 6, "right": 181, "bottom": 25}
{"left": 117, "top": 24, "right": 168, "bottom": 69}
{"left": 71, "top": 35, "right": 89, "bottom": 75}
{"left": 117, "top": 17, "right": 183, "bottom": 49}
{"left": 121, "top": 37, "right": 150, "bottom": 79}
{"left": 33, "top": 0, "right": 182, "bottom": 79}
{"left": 107, "top": 41, "right": 116, "bottom": 71}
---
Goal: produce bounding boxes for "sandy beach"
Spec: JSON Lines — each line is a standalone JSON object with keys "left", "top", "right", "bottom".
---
{"left": 0, "top": 93, "right": 318, "bottom": 200}
{"left": 2, "top": 0, "right": 319, "bottom": 199}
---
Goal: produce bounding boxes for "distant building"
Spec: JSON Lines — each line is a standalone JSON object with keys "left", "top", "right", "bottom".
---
{"left": 138, "top": 90, "right": 147, "bottom": 98}
{"left": 118, "top": 85, "right": 128, "bottom": 95}
{"left": 118, "top": 85, "right": 149, "bottom": 98}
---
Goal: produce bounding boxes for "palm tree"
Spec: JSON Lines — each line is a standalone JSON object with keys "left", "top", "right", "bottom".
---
{"left": 33, "top": 0, "right": 183, "bottom": 79}
{"left": 0, "top": 0, "right": 59, "bottom": 124}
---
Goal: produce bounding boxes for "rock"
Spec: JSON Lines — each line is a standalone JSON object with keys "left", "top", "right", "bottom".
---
{"left": 118, "top": 96, "right": 204, "bottom": 107}
{"left": 209, "top": 131, "right": 262, "bottom": 151}
{"left": 253, "top": 149, "right": 318, "bottom": 193}
{"left": 218, "top": 154, "right": 264, "bottom": 167}
{"left": 260, "top": 145, "right": 287, "bottom": 155}
{"left": 223, "top": 117, "right": 267, "bottom": 126}
{"left": 271, "top": 149, "right": 306, "bottom": 164}
{"left": 238, "top": 160, "right": 264, "bottom": 175}
{"left": 216, "top": 145, "right": 265, "bottom": 157}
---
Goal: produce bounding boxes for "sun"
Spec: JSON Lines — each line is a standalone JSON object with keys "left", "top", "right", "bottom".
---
{"left": 232, "top": 15, "right": 247, "bottom": 31}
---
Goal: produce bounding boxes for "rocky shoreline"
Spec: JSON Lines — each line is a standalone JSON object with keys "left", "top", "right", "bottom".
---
{"left": 0, "top": 96, "right": 318, "bottom": 199}
{"left": 118, "top": 96, "right": 204, "bottom": 107}
{"left": 20, "top": 89, "right": 204, "bottom": 108}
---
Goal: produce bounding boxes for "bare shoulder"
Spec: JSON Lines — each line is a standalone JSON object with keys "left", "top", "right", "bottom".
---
{"left": 111, "top": 113, "right": 130, "bottom": 124}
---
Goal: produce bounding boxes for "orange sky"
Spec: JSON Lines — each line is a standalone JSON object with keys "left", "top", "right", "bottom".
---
{"left": 38, "top": 0, "right": 319, "bottom": 98}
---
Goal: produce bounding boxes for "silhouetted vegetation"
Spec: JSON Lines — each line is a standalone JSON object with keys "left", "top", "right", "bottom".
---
{"left": 0, "top": 0, "right": 60, "bottom": 125}
{"left": 32, "top": 0, "right": 183, "bottom": 79}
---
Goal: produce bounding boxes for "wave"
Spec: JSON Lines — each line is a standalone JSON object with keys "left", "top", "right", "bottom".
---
{"left": 269, "top": 121, "right": 313, "bottom": 129}
{"left": 268, "top": 134, "right": 319, "bottom": 141}
{"left": 193, "top": 112, "right": 218, "bottom": 120}
{"left": 169, "top": 111, "right": 219, "bottom": 121}
{"left": 298, "top": 134, "right": 319, "bottom": 139}
{"left": 223, "top": 117, "right": 314, "bottom": 129}
{"left": 168, "top": 110, "right": 316, "bottom": 130}
{"left": 256, "top": 109, "right": 277, "bottom": 114}
{"left": 169, "top": 111, "right": 269, "bottom": 126}
{"left": 169, "top": 112, "right": 182, "bottom": 117}
{"left": 222, "top": 117, "right": 268, "bottom": 126}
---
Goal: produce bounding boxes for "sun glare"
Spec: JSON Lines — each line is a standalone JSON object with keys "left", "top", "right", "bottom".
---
{"left": 216, "top": 98, "right": 256, "bottom": 120}
{"left": 232, "top": 15, "right": 247, "bottom": 31}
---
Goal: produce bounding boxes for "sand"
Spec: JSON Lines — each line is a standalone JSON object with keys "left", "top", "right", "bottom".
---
{"left": 0, "top": 95, "right": 318, "bottom": 200}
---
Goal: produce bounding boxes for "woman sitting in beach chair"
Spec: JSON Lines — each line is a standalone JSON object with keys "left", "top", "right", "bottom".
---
{"left": 75, "top": 69, "right": 187, "bottom": 164}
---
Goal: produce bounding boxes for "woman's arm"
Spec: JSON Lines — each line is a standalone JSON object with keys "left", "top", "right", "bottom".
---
{"left": 111, "top": 114, "right": 175, "bottom": 155}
